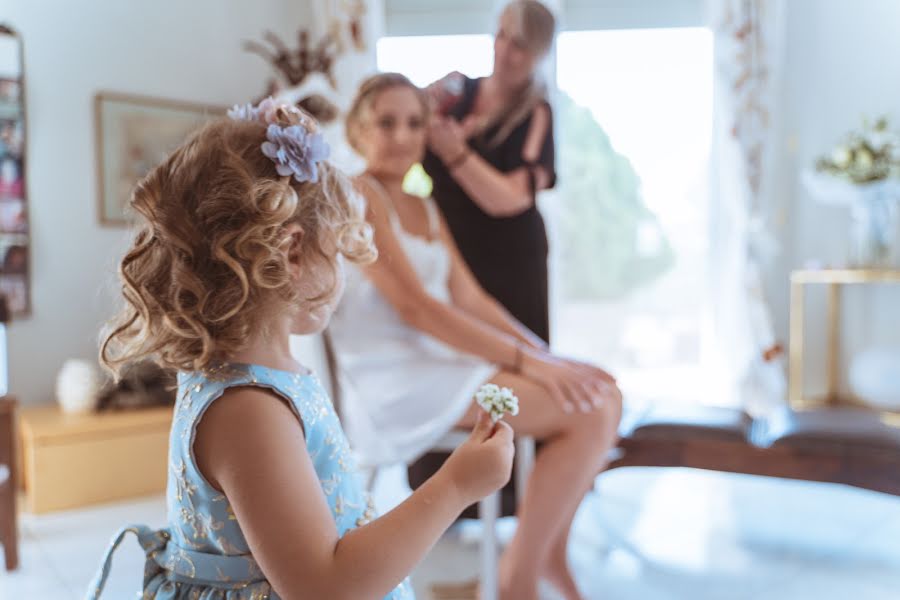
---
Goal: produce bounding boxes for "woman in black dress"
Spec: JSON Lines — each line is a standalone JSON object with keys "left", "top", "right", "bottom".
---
{"left": 410, "top": 0, "right": 558, "bottom": 500}
{"left": 423, "top": 0, "right": 557, "bottom": 344}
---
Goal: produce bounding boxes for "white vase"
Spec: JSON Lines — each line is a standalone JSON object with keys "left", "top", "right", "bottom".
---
{"left": 849, "top": 185, "right": 899, "bottom": 268}
{"left": 56, "top": 359, "right": 102, "bottom": 414}
{"left": 802, "top": 172, "right": 900, "bottom": 268}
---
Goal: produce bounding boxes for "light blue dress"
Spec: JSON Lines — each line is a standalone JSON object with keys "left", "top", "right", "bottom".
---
{"left": 86, "top": 362, "right": 413, "bottom": 599}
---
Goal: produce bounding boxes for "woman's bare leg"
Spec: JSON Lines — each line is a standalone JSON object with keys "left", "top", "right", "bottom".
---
{"left": 518, "top": 381, "right": 619, "bottom": 600}
{"left": 457, "top": 370, "right": 622, "bottom": 600}
{"left": 544, "top": 391, "right": 620, "bottom": 600}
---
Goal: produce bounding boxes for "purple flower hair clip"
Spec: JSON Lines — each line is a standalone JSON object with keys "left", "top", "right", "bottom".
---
{"left": 227, "top": 97, "right": 330, "bottom": 184}
{"left": 262, "top": 123, "right": 330, "bottom": 183}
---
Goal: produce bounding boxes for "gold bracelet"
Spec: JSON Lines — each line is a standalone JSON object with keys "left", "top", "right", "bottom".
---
{"left": 513, "top": 343, "right": 523, "bottom": 374}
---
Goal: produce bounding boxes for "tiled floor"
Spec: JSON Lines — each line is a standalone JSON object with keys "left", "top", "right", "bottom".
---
{"left": 4, "top": 467, "right": 900, "bottom": 599}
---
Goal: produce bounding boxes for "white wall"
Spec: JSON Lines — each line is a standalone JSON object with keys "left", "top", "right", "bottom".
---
{"left": 6, "top": 0, "right": 314, "bottom": 405}
{"left": 769, "top": 0, "right": 900, "bottom": 398}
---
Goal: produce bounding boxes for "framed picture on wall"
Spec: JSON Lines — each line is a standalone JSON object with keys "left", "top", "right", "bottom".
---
{"left": 94, "top": 92, "right": 226, "bottom": 225}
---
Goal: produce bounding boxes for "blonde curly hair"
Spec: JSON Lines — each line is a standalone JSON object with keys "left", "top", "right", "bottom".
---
{"left": 101, "top": 110, "right": 375, "bottom": 376}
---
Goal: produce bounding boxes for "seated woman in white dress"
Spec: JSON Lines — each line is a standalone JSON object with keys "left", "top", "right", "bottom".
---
{"left": 328, "top": 73, "right": 622, "bottom": 600}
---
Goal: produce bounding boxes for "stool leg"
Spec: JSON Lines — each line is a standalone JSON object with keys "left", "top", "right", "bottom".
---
{"left": 478, "top": 491, "right": 500, "bottom": 600}
{"left": 514, "top": 437, "right": 535, "bottom": 496}
{"left": 2, "top": 530, "right": 18, "bottom": 571}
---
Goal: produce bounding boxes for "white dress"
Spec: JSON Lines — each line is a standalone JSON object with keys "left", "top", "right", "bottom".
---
{"left": 328, "top": 176, "right": 496, "bottom": 467}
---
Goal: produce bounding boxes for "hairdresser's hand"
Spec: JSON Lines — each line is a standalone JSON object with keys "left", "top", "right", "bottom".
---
{"left": 426, "top": 71, "right": 465, "bottom": 114}
{"left": 427, "top": 116, "right": 467, "bottom": 164}
{"left": 521, "top": 348, "right": 613, "bottom": 414}
{"left": 440, "top": 410, "right": 514, "bottom": 506}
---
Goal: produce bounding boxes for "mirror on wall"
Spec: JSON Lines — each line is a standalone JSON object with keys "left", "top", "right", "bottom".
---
{"left": 0, "top": 25, "right": 29, "bottom": 317}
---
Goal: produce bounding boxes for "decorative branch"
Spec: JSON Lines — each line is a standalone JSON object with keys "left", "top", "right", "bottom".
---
{"left": 244, "top": 29, "right": 339, "bottom": 90}
{"left": 243, "top": 5, "right": 369, "bottom": 125}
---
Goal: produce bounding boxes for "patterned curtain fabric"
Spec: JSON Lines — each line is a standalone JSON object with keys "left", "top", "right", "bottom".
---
{"left": 708, "top": 0, "right": 786, "bottom": 414}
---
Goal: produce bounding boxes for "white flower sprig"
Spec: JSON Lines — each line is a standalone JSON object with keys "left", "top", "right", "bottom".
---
{"left": 475, "top": 384, "right": 520, "bottom": 423}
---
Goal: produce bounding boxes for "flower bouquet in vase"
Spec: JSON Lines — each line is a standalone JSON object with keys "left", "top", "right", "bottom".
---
{"left": 802, "top": 117, "right": 900, "bottom": 268}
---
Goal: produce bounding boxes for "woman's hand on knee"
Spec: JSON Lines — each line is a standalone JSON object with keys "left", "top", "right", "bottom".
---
{"left": 520, "top": 349, "right": 607, "bottom": 414}
{"left": 568, "top": 359, "right": 616, "bottom": 386}
{"left": 564, "top": 359, "right": 621, "bottom": 409}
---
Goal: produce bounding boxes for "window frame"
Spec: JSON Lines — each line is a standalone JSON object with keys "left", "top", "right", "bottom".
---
{"left": 383, "top": 0, "right": 706, "bottom": 37}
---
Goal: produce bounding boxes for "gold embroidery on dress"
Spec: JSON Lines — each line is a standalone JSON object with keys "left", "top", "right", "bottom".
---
{"left": 163, "top": 547, "right": 197, "bottom": 578}
{"left": 320, "top": 473, "right": 340, "bottom": 496}
{"left": 245, "top": 555, "right": 265, "bottom": 579}
{"left": 216, "top": 532, "right": 245, "bottom": 555}
{"left": 171, "top": 460, "right": 197, "bottom": 503}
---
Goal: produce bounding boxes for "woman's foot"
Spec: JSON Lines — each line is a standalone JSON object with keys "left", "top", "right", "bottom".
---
{"left": 543, "top": 553, "right": 584, "bottom": 600}
{"left": 498, "top": 551, "right": 540, "bottom": 600}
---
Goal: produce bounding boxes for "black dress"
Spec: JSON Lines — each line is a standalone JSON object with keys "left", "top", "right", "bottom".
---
{"left": 423, "top": 76, "right": 557, "bottom": 342}
{"left": 410, "top": 76, "right": 557, "bottom": 517}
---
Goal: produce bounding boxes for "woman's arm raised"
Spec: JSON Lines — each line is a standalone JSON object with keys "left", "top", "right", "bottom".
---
{"left": 427, "top": 103, "right": 553, "bottom": 217}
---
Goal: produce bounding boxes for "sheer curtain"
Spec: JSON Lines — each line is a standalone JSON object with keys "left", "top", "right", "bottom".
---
{"left": 707, "top": 0, "right": 786, "bottom": 414}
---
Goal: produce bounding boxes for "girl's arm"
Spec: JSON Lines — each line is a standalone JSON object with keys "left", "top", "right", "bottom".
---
{"left": 428, "top": 103, "right": 553, "bottom": 217}
{"left": 195, "top": 387, "right": 513, "bottom": 600}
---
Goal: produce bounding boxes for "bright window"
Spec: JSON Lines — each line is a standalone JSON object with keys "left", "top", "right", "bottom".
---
{"left": 550, "top": 28, "right": 713, "bottom": 403}
{"left": 376, "top": 35, "right": 492, "bottom": 87}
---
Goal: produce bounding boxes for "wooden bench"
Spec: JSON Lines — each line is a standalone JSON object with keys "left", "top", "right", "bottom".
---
{"left": 609, "top": 404, "right": 900, "bottom": 496}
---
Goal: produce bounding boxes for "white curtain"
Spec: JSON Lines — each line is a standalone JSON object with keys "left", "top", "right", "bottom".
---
{"left": 707, "top": 0, "right": 786, "bottom": 415}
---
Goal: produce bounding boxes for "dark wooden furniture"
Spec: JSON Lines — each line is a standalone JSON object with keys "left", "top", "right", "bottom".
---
{"left": 0, "top": 396, "right": 18, "bottom": 571}
{"left": 610, "top": 404, "right": 900, "bottom": 497}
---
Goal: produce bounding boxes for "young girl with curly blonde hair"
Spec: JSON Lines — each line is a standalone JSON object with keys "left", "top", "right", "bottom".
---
{"left": 87, "top": 99, "right": 514, "bottom": 600}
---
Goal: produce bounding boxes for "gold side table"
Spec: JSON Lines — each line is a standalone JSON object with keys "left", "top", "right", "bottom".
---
{"left": 789, "top": 269, "right": 900, "bottom": 421}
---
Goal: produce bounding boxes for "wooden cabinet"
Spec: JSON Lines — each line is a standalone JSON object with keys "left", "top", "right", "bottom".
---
{"left": 19, "top": 405, "right": 171, "bottom": 514}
